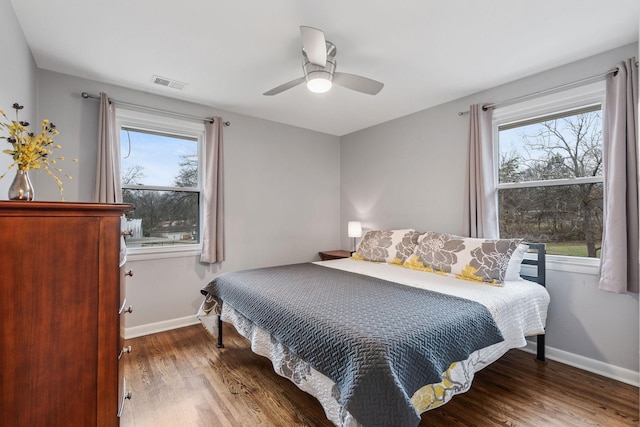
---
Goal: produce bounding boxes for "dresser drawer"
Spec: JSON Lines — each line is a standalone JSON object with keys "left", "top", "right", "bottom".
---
{"left": 119, "top": 265, "right": 134, "bottom": 312}
{"left": 118, "top": 227, "right": 133, "bottom": 419}
{"left": 118, "top": 299, "right": 133, "bottom": 417}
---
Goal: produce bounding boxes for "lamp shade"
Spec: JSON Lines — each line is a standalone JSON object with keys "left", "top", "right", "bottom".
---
{"left": 347, "top": 221, "right": 362, "bottom": 238}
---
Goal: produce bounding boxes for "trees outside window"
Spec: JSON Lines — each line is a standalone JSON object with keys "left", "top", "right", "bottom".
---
{"left": 497, "top": 105, "right": 603, "bottom": 258}
{"left": 119, "top": 123, "right": 203, "bottom": 249}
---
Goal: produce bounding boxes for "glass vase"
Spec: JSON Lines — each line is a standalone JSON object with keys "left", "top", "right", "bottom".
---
{"left": 8, "top": 169, "right": 34, "bottom": 201}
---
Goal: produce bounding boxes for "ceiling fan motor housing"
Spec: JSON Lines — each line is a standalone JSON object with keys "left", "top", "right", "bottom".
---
{"left": 302, "top": 41, "right": 336, "bottom": 85}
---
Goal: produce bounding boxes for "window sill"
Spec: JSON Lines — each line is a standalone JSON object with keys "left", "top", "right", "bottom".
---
{"left": 125, "top": 245, "right": 201, "bottom": 262}
{"left": 522, "top": 253, "right": 601, "bottom": 276}
{"left": 546, "top": 254, "right": 600, "bottom": 275}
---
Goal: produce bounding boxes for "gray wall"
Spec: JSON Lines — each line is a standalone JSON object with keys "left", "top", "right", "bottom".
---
{"left": 0, "top": 0, "right": 37, "bottom": 196}
{"left": 34, "top": 69, "right": 341, "bottom": 330}
{"left": 341, "top": 43, "right": 639, "bottom": 378}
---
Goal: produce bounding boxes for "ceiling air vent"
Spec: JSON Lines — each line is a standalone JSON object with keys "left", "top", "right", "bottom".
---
{"left": 150, "top": 75, "right": 188, "bottom": 90}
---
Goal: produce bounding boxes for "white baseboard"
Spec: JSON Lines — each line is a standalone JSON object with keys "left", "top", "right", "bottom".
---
{"left": 126, "top": 318, "right": 639, "bottom": 388}
{"left": 521, "top": 340, "right": 639, "bottom": 387}
{"left": 125, "top": 315, "right": 201, "bottom": 339}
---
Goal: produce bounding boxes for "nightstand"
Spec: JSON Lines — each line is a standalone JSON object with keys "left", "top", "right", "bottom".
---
{"left": 319, "top": 250, "right": 352, "bottom": 261}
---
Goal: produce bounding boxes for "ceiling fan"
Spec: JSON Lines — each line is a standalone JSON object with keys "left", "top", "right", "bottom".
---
{"left": 263, "top": 26, "right": 384, "bottom": 96}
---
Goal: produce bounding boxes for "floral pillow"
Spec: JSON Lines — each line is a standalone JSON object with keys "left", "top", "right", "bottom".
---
{"left": 354, "top": 229, "right": 421, "bottom": 264}
{"left": 403, "top": 231, "right": 522, "bottom": 285}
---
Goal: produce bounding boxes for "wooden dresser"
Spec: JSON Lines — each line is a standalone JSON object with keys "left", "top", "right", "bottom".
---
{"left": 0, "top": 201, "right": 133, "bottom": 427}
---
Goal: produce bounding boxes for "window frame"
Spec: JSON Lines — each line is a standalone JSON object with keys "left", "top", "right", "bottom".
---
{"left": 492, "top": 81, "right": 606, "bottom": 274}
{"left": 115, "top": 107, "right": 206, "bottom": 258}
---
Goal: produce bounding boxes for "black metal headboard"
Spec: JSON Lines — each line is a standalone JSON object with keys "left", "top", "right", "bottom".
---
{"left": 520, "top": 242, "right": 546, "bottom": 287}
{"left": 520, "top": 242, "right": 547, "bottom": 361}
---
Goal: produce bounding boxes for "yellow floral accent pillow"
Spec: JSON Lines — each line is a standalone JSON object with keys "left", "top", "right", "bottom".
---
{"left": 351, "top": 252, "right": 365, "bottom": 261}
{"left": 404, "top": 231, "right": 521, "bottom": 285}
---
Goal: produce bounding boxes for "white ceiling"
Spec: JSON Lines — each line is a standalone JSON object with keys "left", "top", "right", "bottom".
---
{"left": 10, "top": 0, "right": 639, "bottom": 136}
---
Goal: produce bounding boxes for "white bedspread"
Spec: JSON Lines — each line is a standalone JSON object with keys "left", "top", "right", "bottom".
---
{"left": 198, "top": 258, "right": 550, "bottom": 426}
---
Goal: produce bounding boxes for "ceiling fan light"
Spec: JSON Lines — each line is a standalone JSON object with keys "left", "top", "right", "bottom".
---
{"left": 306, "top": 77, "right": 332, "bottom": 93}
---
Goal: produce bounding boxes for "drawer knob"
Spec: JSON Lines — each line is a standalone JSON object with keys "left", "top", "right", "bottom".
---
{"left": 125, "top": 391, "right": 133, "bottom": 400}
{"left": 124, "top": 306, "right": 133, "bottom": 314}
{"left": 125, "top": 270, "right": 134, "bottom": 277}
{"left": 118, "top": 345, "right": 133, "bottom": 359}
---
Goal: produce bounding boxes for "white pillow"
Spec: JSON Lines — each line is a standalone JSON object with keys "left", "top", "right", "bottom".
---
{"left": 504, "top": 243, "right": 529, "bottom": 281}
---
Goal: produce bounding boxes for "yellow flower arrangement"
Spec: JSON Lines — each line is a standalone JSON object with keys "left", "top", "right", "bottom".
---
{"left": 0, "top": 103, "right": 77, "bottom": 198}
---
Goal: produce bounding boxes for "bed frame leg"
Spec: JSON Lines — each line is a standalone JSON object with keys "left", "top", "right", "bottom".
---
{"left": 217, "top": 314, "right": 224, "bottom": 348}
{"left": 536, "top": 334, "right": 545, "bottom": 361}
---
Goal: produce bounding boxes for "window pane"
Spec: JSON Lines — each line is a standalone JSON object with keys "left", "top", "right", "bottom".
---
{"left": 122, "top": 189, "right": 199, "bottom": 248}
{"left": 121, "top": 128, "right": 198, "bottom": 188}
{"left": 498, "top": 183, "right": 602, "bottom": 258}
{"left": 498, "top": 108, "right": 602, "bottom": 184}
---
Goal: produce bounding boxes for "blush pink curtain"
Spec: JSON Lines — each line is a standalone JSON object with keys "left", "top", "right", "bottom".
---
{"left": 463, "top": 104, "right": 498, "bottom": 238}
{"left": 598, "top": 58, "right": 639, "bottom": 293}
{"left": 201, "top": 118, "right": 225, "bottom": 263}
{"left": 94, "top": 92, "right": 122, "bottom": 203}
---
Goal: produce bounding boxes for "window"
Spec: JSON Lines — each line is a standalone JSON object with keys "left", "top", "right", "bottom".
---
{"left": 117, "top": 109, "right": 205, "bottom": 252}
{"left": 494, "top": 82, "right": 605, "bottom": 260}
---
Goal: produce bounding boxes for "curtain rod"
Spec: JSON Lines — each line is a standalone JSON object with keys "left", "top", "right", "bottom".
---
{"left": 457, "top": 61, "right": 639, "bottom": 116}
{"left": 81, "top": 92, "right": 230, "bottom": 126}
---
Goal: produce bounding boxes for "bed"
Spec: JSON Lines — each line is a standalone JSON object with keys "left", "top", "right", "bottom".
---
{"left": 198, "top": 230, "right": 550, "bottom": 427}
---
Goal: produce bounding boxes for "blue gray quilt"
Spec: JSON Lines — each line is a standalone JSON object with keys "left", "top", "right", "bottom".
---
{"left": 201, "top": 263, "right": 503, "bottom": 427}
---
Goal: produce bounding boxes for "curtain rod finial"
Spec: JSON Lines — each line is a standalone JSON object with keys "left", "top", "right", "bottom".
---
{"left": 207, "top": 118, "right": 230, "bottom": 126}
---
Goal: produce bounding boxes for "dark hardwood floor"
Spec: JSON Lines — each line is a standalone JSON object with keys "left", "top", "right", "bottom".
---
{"left": 120, "top": 324, "right": 639, "bottom": 427}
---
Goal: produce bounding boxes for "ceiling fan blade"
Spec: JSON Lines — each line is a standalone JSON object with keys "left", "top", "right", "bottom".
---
{"left": 300, "top": 26, "right": 326, "bottom": 66}
{"left": 333, "top": 72, "right": 384, "bottom": 95}
{"left": 263, "top": 76, "right": 306, "bottom": 96}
